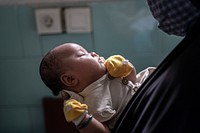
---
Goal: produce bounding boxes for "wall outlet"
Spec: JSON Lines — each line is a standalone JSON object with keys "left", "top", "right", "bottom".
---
{"left": 35, "top": 8, "right": 63, "bottom": 34}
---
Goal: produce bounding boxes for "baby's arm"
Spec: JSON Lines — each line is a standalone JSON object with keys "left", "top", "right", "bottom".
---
{"left": 125, "top": 66, "right": 137, "bottom": 83}
{"left": 63, "top": 99, "right": 110, "bottom": 133}
{"left": 79, "top": 114, "right": 110, "bottom": 133}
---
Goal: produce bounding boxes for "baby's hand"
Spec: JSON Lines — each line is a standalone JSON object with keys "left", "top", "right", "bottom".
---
{"left": 105, "top": 55, "right": 133, "bottom": 78}
{"left": 63, "top": 99, "right": 88, "bottom": 125}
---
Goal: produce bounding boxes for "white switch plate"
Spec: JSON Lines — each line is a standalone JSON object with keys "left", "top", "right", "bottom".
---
{"left": 35, "top": 8, "right": 63, "bottom": 34}
{"left": 64, "top": 7, "right": 92, "bottom": 33}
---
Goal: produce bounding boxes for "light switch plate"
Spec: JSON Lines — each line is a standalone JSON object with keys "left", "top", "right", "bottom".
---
{"left": 64, "top": 7, "right": 92, "bottom": 33}
{"left": 35, "top": 8, "right": 63, "bottom": 34}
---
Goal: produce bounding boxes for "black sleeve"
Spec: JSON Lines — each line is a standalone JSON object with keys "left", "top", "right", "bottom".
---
{"left": 190, "top": 0, "right": 200, "bottom": 9}
{"left": 112, "top": 17, "right": 200, "bottom": 133}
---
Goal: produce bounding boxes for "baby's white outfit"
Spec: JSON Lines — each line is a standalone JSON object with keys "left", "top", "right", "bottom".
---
{"left": 65, "top": 67, "right": 155, "bottom": 129}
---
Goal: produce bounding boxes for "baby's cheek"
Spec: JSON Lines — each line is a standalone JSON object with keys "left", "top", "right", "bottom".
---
{"left": 100, "top": 57, "right": 105, "bottom": 62}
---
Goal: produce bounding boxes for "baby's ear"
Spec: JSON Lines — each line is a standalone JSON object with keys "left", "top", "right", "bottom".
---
{"left": 60, "top": 74, "right": 78, "bottom": 87}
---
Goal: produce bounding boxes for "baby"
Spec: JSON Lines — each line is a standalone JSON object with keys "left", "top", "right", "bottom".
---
{"left": 39, "top": 43, "right": 155, "bottom": 130}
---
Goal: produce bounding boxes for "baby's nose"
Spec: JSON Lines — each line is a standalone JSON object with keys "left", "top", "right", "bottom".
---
{"left": 90, "top": 52, "right": 99, "bottom": 57}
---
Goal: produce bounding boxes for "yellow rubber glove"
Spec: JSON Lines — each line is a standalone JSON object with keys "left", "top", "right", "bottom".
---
{"left": 105, "top": 55, "right": 133, "bottom": 78}
{"left": 63, "top": 99, "right": 88, "bottom": 122}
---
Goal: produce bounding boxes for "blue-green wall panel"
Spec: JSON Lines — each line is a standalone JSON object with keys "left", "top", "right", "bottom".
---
{"left": 0, "top": 58, "right": 51, "bottom": 105}
{"left": 91, "top": 1, "right": 164, "bottom": 71}
{"left": 0, "top": 108, "right": 31, "bottom": 133}
{"left": 0, "top": 7, "right": 23, "bottom": 57}
{"left": 18, "top": 7, "right": 42, "bottom": 57}
{"left": 29, "top": 106, "right": 45, "bottom": 133}
{"left": 161, "top": 33, "right": 183, "bottom": 55}
{"left": 40, "top": 34, "right": 94, "bottom": 55}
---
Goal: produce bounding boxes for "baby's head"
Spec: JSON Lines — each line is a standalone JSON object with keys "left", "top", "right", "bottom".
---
{"left": 39, "top": 43, "right": 106, "bottom": 96}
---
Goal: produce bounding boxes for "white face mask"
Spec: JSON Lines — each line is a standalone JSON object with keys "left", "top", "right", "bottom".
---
{"left": 147, "top": 0, "right": 200, "bottom": 36}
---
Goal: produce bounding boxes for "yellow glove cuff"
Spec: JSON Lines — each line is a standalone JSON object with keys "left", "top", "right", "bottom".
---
{"left": 105, "top": 55, "right": 133, "bottom": 78}
{"left": 63, "top": 99, "right": 88, "bottom": 122}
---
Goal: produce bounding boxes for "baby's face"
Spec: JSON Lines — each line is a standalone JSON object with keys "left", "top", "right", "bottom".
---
{"left": 59, "top": 43, "right": 106, "bottom": 89}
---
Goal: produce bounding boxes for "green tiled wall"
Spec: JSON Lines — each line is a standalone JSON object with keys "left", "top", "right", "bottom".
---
{"left": 0, "top": 1, "right": 183, "bottom": 133}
